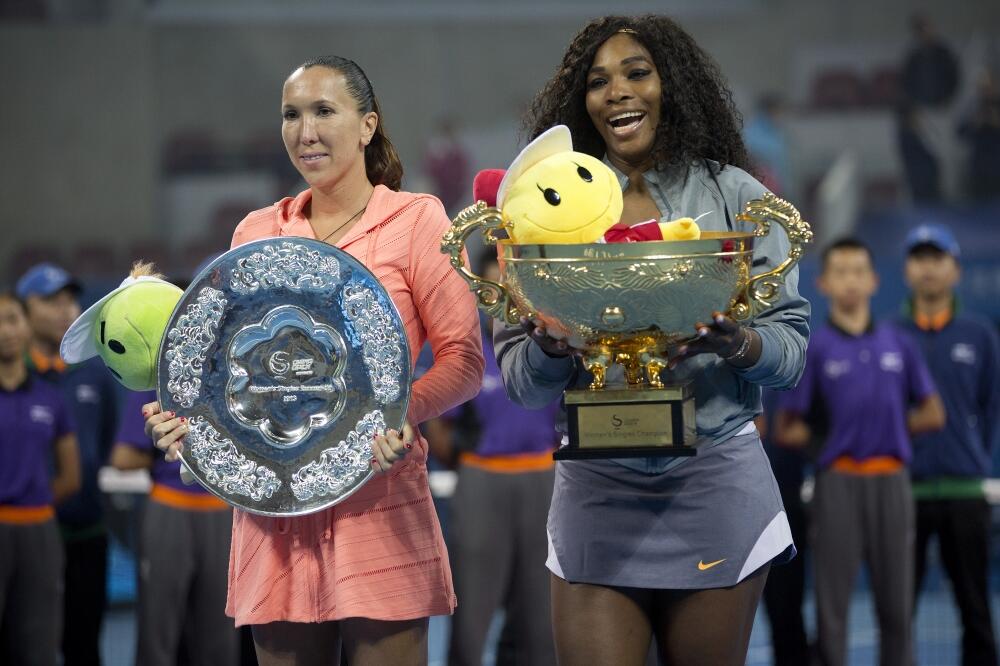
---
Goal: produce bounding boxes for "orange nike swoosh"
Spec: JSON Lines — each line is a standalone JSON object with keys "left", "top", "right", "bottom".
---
{"left": 697, "top": 558, "right": 726, "bottom": 571}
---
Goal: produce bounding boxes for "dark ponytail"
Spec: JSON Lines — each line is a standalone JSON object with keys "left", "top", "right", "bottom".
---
{"left": 299, "top": 56, "right": 403, "bottom": 191}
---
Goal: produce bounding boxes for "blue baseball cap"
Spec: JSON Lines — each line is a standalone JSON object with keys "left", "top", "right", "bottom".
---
{"left": 905, "top": 223, "right": 960, "bottom": 258}
{"left": 15, "top": 263, "right": 81, "bottom": 299}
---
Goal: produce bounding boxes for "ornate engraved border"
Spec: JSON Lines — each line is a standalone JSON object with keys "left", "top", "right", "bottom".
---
{"left": 230, "top": 241, "right": 341, "bottom": 295}
{"left": 165, "top": 287, "right": 227, "bottom": 408}
{"left": 342, "top": 282, "right": 404, "bottom": 404}
{"left": 290, "top": 410, "right": 384, "bottom": 501}
{"left": 185, "top": 416, "right": 282, "bottom": 502}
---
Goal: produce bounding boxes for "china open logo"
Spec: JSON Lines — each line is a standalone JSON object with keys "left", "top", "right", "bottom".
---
{"left": 268, "top": 351, "right": 315, "bottom": 378}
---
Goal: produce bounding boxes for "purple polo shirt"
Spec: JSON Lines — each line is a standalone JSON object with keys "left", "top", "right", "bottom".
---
{"left": 444, "top": 333, "right": 560, "bottom": 457}
{"left": 116, "top": 390, "right": 211, "bottom": 494}
{"left": 0, "top": 374, "right": 75, "bottom": 507}
{"left": 781, "top": 320, "right": 937, "bottom": 468}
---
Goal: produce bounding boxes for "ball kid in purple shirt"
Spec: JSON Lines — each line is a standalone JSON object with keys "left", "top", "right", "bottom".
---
{"left": 775, "top": 238, "right": 944, "bottom": 666}
{"left": 18, "top": 262, "right": 120, "bottom": 666}
{"left": 0, "top": 297, "right": 79, "bottom": 513}
{"left": 422, "top": 253, "right": 560, "bottom": 665}
{"left": 0, "top": 291, "right": 80, "bottom": 666}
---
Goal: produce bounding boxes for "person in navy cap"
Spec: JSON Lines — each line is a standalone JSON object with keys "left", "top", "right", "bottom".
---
{"left": 898, "top": 223, "right": 1000, "bottom": 666}
{"left": 0, "top": 289, "right": 80, "bottom": 666}
{"left": 776, "top": 238, "right": 945, "bottom": 666}
{"left": 16, "top": 263, "right": 119, "bottom": 666}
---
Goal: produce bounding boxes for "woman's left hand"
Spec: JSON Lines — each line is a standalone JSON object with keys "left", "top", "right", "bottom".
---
{"left": 371, "top": 422, "right": 416, "bottom": 473}
{"left": 669, "top": 311, "right": 757, "bottom": 368}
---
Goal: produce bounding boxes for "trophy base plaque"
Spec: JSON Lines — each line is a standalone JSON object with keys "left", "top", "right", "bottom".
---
{"left": 555, "top": 384, "right": 698, "bottom": 460}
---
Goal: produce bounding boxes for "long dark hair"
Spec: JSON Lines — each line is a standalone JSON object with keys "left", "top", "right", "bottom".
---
{"left": 299, "top": 55, "right": 403, "bottom": 191}
{"left": 524, "top": 15, "right": 750, "bottom": 175}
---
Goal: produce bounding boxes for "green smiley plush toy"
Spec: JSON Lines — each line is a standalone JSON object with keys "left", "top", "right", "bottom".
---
{"left": 61, "top": 261, "right": 183, "bottom": 391}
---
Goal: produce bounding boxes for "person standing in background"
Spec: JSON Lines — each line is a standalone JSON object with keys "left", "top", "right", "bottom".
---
{"left": 423, "top": 117, "right": 471, "bottom": 215}
{"left": 897, "top": 101, "right": 944, "bottom": 204}
{"left": 776, "top": 238, "right": 945, "bottom": 666}
{"left": 957, "top": 70, "right": 1000, "bottom": 202}
{"left": 744, "top": 94, "right": 791, "bottom": 197}
{"left": 110, "top": 389, "right": 239, "bottom": 666}
{"left": 902, "top": 15, "right": 960, "bottom": 110}
{"left": 17, "top": 263, "right": 119, "bottom": 666}
{"left": 898, "top": 14, "right": 962, "bottom": 203}
{"left": 425, "top": 250, "right": 559, "bottom": 666}
{"left": 897, "top": 224, "right": 1000, "bottom": 666}
{"left": 0, "top": 290, "right": 80, "bottom": 666}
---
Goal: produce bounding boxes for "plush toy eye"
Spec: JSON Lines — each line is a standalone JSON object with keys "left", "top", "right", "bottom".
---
{"left": 537, "top": 184, "right": 561, "bottom": 206}
{"left": 576, "top": 165, "right": 593, "bottom": 182}
{"left": 108, "top": 340, "right": 126, "bottom": 355}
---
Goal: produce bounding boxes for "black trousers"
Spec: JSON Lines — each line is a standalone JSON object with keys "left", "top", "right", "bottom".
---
{"left": 762, "top": 484, "right": 811, "bottom": 666}
{"left": 0, "top": 520, "right": 64, "bottom": 666}
{"left": 915, "top": 498, "right": 998, "bottom": 666}
{"left": 62, "top": 532, "right": 108, "bottom": 666}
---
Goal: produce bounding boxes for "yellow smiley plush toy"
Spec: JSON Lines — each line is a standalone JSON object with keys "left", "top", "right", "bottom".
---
{"left": 498, "top": 125, "right": 624, "bottom": 245}
{"left": 497, "top": 125, "right": 701, "bottom": 244}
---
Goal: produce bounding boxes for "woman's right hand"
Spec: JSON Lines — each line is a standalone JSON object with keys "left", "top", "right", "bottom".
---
{"left": 520, "top": 317, "right": 574, "bottom": 357}
{"left": 142, "top": 401, "right": 188, "bottom": 462}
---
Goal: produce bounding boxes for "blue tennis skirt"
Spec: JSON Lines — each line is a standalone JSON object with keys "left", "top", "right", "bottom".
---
{"left": 546, "top": 426, "right": 794, "bottom": 589}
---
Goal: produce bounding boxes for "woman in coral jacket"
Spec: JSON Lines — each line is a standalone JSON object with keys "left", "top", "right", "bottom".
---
{"left": 142, "top": 56, "right": 484, "bottom": 666}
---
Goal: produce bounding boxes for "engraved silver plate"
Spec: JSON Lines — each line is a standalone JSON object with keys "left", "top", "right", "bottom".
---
{"left": 157, "top": 238, "right": 411, "bottom": 516}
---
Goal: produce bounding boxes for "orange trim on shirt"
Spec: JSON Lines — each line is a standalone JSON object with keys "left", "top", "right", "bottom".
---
{"left": 0, "top": 505, "right": 55, "bottom": 524}
{"left": 914, "top": 309, "right": 952, "bottom": 332}
{"left": 150, "top": 483, "right": 229, "bottom": 511}
{"left": 831, "top": 455, "right": 904, "bottom": 475}
{"left": 28, "top": 348, "right": 67, "bottom": 374}
{"left": 459, "top": 450, "right": 555, "bottom": 473}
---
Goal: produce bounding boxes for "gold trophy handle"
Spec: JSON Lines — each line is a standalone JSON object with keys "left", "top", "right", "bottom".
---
{"left": 441, "top": 201, "right": 520, "bottom": 325}
{"left": 731, "top": 192, "right": 814, "bottom": 321}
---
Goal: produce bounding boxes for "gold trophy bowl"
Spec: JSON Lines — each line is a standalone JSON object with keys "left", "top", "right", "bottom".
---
{"left": 442, "top": 193, "right": 812, "bottom": 459}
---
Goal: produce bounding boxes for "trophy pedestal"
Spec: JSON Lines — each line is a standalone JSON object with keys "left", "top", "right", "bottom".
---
{"left": 556, "top": 384, "right": 698, "bottom": 460}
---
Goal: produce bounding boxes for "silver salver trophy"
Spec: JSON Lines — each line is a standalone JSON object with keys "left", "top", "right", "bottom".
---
{"left": 156, "top": 238, "right": 410, "bottom": 516}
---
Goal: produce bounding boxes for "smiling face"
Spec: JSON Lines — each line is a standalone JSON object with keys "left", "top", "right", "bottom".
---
{"left": 281, "top": 66, "right": 377, "bottom": 190}
{"left": 585, "top": 33, "right": 662, "bottom": 170}
{"left": 502, "top": 150, "right": 623, "bottom": 244}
